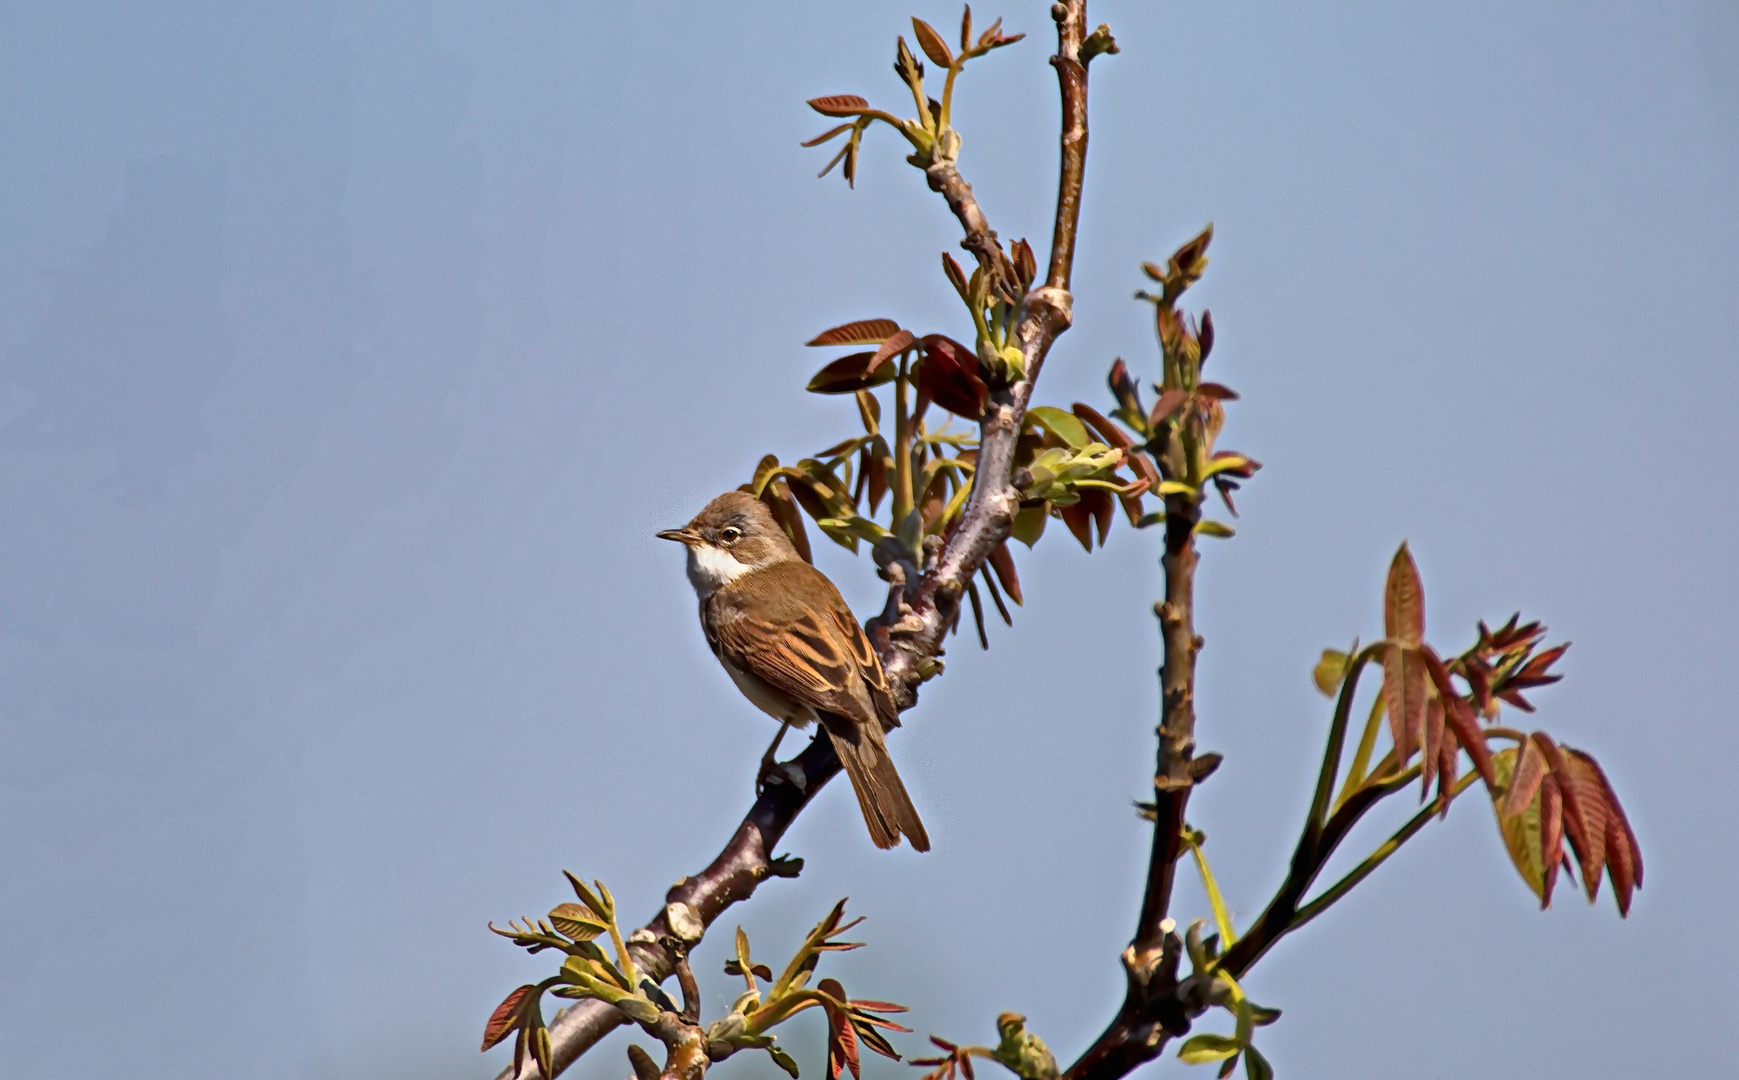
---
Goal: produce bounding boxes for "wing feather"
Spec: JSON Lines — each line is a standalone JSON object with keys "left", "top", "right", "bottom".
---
{"left": 709, "top": 563, "right": 880, "bottom": 725}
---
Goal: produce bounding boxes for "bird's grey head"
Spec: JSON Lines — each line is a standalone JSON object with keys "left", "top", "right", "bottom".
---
{"left": 657, "top": 490, "right": 800, "bottom": 596}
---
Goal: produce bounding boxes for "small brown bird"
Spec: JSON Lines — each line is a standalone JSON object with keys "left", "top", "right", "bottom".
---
{"left": 659, "top": 491, "right": 930, "bottom": 851}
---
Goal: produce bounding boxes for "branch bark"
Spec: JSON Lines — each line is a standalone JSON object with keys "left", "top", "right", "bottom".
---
{"left": 1061, "top": 489, "right": 1202, "bottom": 1080}
{"left": 489, "top": 5, "right": 1092, "bottom": 1077}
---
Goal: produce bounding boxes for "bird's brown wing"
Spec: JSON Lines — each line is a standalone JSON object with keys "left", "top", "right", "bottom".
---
{"left": 827, "top": 604, "right": 901, "bottom": 730}
{"left": 708, "top": 565, "right": 878, "bottom": 726}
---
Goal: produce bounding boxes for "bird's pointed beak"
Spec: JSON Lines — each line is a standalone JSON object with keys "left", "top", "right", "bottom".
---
{"left": 657, "top": 527, "right": 698, "bottom": 544}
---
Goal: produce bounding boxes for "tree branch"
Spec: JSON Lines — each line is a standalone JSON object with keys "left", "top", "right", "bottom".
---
{"left": 488, "top": 6, "right": 1093, "bottom": 1077}
{"left": 1061, "top": 494, "right": 1201, "bottom": 1080}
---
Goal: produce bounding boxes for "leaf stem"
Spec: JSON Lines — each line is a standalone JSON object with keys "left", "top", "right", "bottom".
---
{"left": 1332, "top": 693, "right": 1387, "bottom": 813}
{"left": 1306, "top": 647, "right": 1381, "bottom": 843}
{"left": 893, "top": 354, "right": 914, "bottom": 526}
{"left": 1291, "top": 771, "right": 1482, "bottom": 930}
{"left": 1183, "top": 830, "right": 1237, "bottom": 947}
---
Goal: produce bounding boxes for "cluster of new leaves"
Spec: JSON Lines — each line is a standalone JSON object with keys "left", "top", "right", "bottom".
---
{"left": 805, "top": 9, "right": 1025, "bottom": 187}
{"left": 712, "top": 900, "right": 910, "bottom": 1080}
{"left": 483, "top": 873, "right": 647, "bottom": 1080}
{"left": 1312, "top": 546, "right": 1643, "bottom": 915}
{"left": 1170, "top": 920, "right": 1282, "bottom": 1080}
{"left": 749, "top": 298, "right": 1148, "bottom": 651}
{"left": 912, "top": 1013, "right": 1060, "bottom": 1080}
{"left": 1084, "top": 226, "right": 1262, "bottom": 543}
{"left": 483, "top": 880, "right": 906, "bottom": 1080}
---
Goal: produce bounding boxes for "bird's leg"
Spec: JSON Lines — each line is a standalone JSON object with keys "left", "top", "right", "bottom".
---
{"left": 755, "top": 721, "right": 792, "bottom": 795}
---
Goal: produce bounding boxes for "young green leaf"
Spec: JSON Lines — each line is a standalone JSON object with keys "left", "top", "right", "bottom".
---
{"left": 1027, "top": 405, "right": 1091, "bottom": 448}
{"left": 1178, "top": 1034, "right": 1241, "bottom": 1064}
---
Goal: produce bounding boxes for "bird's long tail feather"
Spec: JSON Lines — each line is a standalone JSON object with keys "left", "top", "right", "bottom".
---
{"left": 823, "top": 717, "right": 929, "bottom": 852}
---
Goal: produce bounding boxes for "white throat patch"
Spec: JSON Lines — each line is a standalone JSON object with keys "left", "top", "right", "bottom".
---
{"left": 686, "top": 543, "right": 753, "bottom": 597}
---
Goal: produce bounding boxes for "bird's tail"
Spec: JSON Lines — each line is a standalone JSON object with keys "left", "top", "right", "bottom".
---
{"left": 822, "top": 717, "right": 930, "bottom": 852}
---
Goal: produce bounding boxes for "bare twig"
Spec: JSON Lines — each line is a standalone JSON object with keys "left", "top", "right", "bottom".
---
{"left": 488, "top": 5, "right": 1092, "bottom": 1077}
{"left": 1061, "top": 490, "right": 1202, "bottom": 1080}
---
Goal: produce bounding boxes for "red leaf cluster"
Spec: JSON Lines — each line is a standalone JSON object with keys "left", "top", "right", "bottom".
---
{"left": 911, "top": 1036, "right": 979, "bottom": 1080}
{"left": 1504, "top": 734, "right": 1644, "bottom": 914}
{"left": 918, "top": 334, "right": 989, "bottom": 420}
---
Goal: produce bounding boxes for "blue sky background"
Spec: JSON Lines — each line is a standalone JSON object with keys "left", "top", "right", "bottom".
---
{"left": 1, "top": 2, "right": 1734, "bottom": 1078}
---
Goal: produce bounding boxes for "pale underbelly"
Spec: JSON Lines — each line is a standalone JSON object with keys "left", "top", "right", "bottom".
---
{"left": 723, "top": 659, "right": 817, "bottom": 728}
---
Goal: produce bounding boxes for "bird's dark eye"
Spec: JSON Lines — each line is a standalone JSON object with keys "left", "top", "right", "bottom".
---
{"left": 719, "top": 526, "right": 742, "bottom": 544}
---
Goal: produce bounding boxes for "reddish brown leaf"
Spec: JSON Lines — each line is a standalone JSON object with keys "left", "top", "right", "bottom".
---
{"left": 1437, "top": 724, "right": 1460, "bottom": 817}
{"left": 988, "top": 541, "right": 1023, "bottom": 605}
{"left": 911, "top": 17, "right": 954, "bottom": 66}
{"left": 1108, "top": 358, "right": 1142, "bottom": 416}
{"left": 482, "top": 985, "right": 532, "bottom": 1052}
{"left": 1585, "top": 754, "right": 1643, "bottom": 916}
{"left": 1119, "top": 486, "right": 1148, "bottom": 526}
{"left": 941, "top": 252, "right": 968, "bottom": 299}
{"left": 1071, "top": 402, "right": 1133, "bottom": 450}
{"left": 1443, "top": 693, "right": 1495, "bottom": 788}
{"left": 807, "top": 318, "right": 901, "bottom": 347}
{"left": 1198, "top": 309, "right": 1215, "bottom": 361}
{"left": 1126, "top": 450, "right": 1162, "bottom": 490}
{"left": 870, "top": 327, "right": 919, "bottom": 368}
{"left": 1059, "top": 501, "right": 1093, "bottom": 551}
{"left": 1384, "top": 542, "right": 1425, "bottom": 647}
{"left": 1464, "top": 658, "right": 1494, "bottom": 717}
{"left": 1585, "top": 755, "right": 1642, "bottom": 893}
{"left": 919, "top": 470, "right": 950, "bottom": 531}
{"left": 826, "top": 999, "right": 861, "bottom": 1080}
{"left": 1195, "top": 382, "right": 1239, "bottom": 401}
{"left": 866, "top": 445, "right": 889, "bottom": 514}
{"left": 1383, "top": 643, "right": 1428, "bottom": 763}
{"left": 1539, "top": 774, "right": 1564, "bottom": 908}
{"left": 1504, "top": 735, "right": 1549, "bottom": 819}
{"left": 1495, "top": 687, "right": 1537, "bottom": 713}
{"left": 801, "top": 121, "right": 856, "bottom": 148}
{"left": 1534, "top": 736, "right": 1601, "bottom": 900}
{"left": 1421, "top": 696, "right": 1445, "bottom": 798}
{"left": 918, "top": 334, "right": 989, "bottom": 419}
{"left": 1604, "top": 810, "right": 1637, "bottom": 915}
{"left": 809, "top": 95, "right": 871, "bottom": 117}
{"left": 1510, "top": 643, "right": 1570, "bottom": 689}
{"left": 848, "top": 999, "right": 908, "bottom": 1013}
{"left": 979, "top": 566, "right": 1011, "bottom": 627}
{"left": 1171, "top": 224, "right": 1214, "bottom": 280}
{"left": 807, "top": 352, "right": 894, "bottom": 394}
{"left": 1564, "top": 750, "right": 1612, "bottom": 902}
{"left": 1012, "top": 237, "right": 1037, "bottom": 287}
{"left": 1083, "top": 487, "right": 1114, "bottom": 545}
{"left": 1149, "top": 388, "right": 1189, "bottom": 428}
